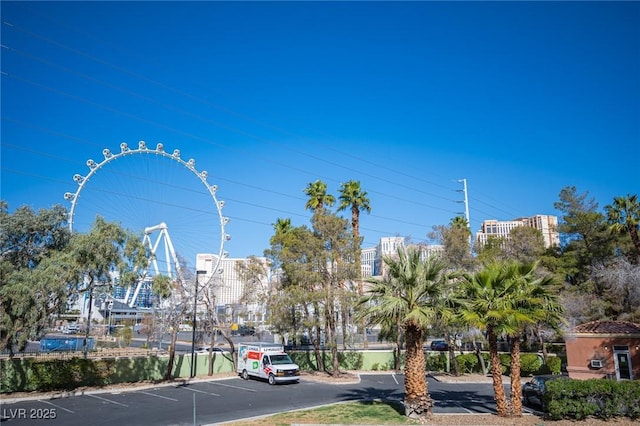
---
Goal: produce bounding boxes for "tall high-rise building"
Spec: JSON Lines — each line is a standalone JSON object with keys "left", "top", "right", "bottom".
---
{"left": 360, "top": 246, "right": 377, "bottom": 278}
{"left": 196, "top": 253, "right": 270, "bottom": 324}
{"left": 475, "top": 215, "right": 559, "bottom": 248}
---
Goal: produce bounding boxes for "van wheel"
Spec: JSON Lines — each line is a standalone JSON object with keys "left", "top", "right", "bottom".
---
{"left": 268, "top": 374, "right": 276, "bottom": 385}
{"left": 241, "top": 370, "right": 249, "bottom": 380}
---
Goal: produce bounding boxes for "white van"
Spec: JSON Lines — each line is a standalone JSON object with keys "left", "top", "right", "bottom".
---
{"left": 63, "top": 323, "right": 79, "bottom": 334}
{"left": 237, "top": 342, "right": 300, "bottom": 385}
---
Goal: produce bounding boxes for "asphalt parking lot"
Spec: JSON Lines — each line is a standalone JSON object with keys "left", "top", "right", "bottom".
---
{"left": 0, "top": 374, "right": 531, "bottom": 426}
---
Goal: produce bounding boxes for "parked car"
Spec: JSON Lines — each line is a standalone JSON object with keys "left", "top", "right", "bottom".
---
{"left": 430, "top": 340, "right": 449, "bottom": 351}
{"left": 238, "top": 325, "right": 255, "bottom": 336}
{"left": 522, "top": 374, "right": 570, "bottom": 409}
{"left": 195, "top": 346, "right": 227, "bottom": 353}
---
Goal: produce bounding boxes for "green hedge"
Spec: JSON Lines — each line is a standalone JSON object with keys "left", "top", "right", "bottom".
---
{"left": 425, "top": 352, "right": 447, "bottom": 372}
{"left": 1, "top": 358, "right": 117, "bottom": 392}
{"left": 537, "top": 355, "right": 562, "bottom": 375}
{"left": 546, "top": 378, "right": 640, "bottom": 420}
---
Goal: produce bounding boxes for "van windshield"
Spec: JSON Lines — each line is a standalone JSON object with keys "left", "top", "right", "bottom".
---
{"left": 270, "top": 354, "right": 293, "bottom": 365}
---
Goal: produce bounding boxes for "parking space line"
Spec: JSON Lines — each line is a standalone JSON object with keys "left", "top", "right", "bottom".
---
{"left": 138, "top": 391, "right": 179, "bottom": 401}
{"left": 178, "top": 386, "right": 220, "bottom": 397}
{"left": 203, "top": 381, "right": 257, "bottom": 392}
{"left": 86, "top": 394, "right": 129, "bottom": 406}
{"left": 37, "top": 399, "right": 75, "bottom": 413}
{"left": 454, "top": 401, "right": 474, "bottom": 414}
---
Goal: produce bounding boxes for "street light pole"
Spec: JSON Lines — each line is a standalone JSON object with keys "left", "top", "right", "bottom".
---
{"left": 190, "top": 270, "right": 206, "bottom": 378}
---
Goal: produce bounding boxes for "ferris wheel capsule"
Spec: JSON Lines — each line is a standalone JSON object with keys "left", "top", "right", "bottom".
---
{"left": 138, "top": 141, "right": 147, "bottom": 150}
{"left": 120, "top": 142, "right": 129, "bottom": 152}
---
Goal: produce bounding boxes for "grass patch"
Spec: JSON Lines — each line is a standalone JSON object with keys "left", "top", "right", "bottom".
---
{"left": 227, "top": 400, "right": 419, "bottom": 425}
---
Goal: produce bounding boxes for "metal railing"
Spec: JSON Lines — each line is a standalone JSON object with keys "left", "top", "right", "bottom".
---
{"left": 0, "top": 347, "right": 163, "bottom": 359}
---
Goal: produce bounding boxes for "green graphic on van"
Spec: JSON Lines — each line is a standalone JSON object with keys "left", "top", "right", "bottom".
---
{"left": 252, "top": 361, "right": 259, "bottom": 369}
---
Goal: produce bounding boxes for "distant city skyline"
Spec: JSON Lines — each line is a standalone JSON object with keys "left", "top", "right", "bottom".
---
{"left": 2, "top": 1, "right": 638, "bottom": 269}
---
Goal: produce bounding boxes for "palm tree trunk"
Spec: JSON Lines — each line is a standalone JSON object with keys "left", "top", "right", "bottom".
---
{"left": 509, "top": 336, "right": 523, "bottom": 417}
{"left": 488, "top": 326, "right": 509, "bottom": 417}
{"left": 403, "top": 323, "right": 432, "bottom": 420}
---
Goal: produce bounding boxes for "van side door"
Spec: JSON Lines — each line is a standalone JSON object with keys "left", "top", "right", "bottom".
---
{"left": 262, "top": 354, "right": 272, "bottom": 378}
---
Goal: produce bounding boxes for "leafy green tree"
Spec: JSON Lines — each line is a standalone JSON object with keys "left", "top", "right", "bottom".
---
{"left": 0, "top": 204, "right": 148, "bottom": 356}
{"left": 476, "top": 235, "right": 507, "bottom": 265}
{"left": 553, "top": 186, "right": 616, "bottom": 288}
{"left": 429, "top": 217, "right": 475, "bottom": 271}
{"left": 0, "top": 203, "right": 72, "bottom": 353}
{"left": 605, "top": 194, "right": 640, "bottom": 264}
{"left": 551, "top": 187, "right": 624, "bottom": 322}
{"left": 504, "top": 226, "right": 546, "bottom": 264}
{"left": 266, "top": 221, "right": 327, "bottom": 370}
{"left": 151, "top": 273, "right": 190, "bottom": 379}
{"left": 68, "top": 216, "right": 148, "bottom": 356}
{"left": 359, "top": 246, "right": 452, "bottom": 421}
{"left": 312, "top": 210, "right": 354, "bottom": 373}
{"left": 304, "top": 180, "right": 335, "bottom": 213}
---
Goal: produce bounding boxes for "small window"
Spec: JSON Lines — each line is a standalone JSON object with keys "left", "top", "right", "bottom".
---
{"left": 590, "top": 359, "right": 603, "bottom": 368}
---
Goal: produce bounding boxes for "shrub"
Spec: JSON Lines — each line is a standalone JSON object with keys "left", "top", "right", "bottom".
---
{"left": 425, "top": 353, "right": 447, "bottom": 372}
{"left": 545, "top": 378, "right": 640, "bottom": 421}
{"left": 498, "top": 353, "right": 511, "bottom": 375}
{"left": 455, "top": 353, "right": 478, "bottom": 374}
{"left": 537, "top": 355, "right": 562, "bottom": 375}
{"left": 519, "top": 353, "right": 543, "bottom": 377}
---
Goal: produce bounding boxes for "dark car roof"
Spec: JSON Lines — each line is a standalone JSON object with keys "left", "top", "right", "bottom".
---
{"left": 534, "top": 374, "right": 569, "bottom": 382}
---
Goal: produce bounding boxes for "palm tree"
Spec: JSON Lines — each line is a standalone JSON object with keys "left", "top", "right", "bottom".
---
{"left": 358, "top": 246, "right": 452, "bottom": 421}
{"left": 338, "top": 180, "right": 371, "bottom": 285}
{"left": 501, "top": 262, "right": 564, "bottom": 416}
{"left": 304, "top": 180, "right": 335, "bottom": 214}
{"left": 451, "top": 215, "right": 469, "bottom": 230}
{"left": 338, "top": 180, "right": 371, "bottom": 346}
{"left": 273, "top": 217, "right": 292, "bottom": 235}
{"left": 459, "top": 262, "right": 513, "bottom": 417}
{"left": 460, "top": 261, "right": 564, "bottom": 417}
{"left": 605, "top": 194, "right": 640, "bottom": 262}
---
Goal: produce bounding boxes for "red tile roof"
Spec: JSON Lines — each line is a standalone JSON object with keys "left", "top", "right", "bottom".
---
{"left": 574, "top": 320, "right": 640, "bottom": 334}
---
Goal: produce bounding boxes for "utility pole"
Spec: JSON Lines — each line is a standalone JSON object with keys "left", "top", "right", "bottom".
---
{"left": 191, "top": 270, "right": 207, "bottom": 378}
{"left": 457, "top": 179, "right": 471, "bottom": 245}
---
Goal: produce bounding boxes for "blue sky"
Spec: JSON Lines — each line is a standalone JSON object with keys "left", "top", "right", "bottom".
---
{"left": 1, "top": 1, "right": 639, "bottom": 270}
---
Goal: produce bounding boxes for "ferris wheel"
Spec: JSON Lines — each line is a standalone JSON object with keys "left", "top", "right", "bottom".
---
{"left": 64, "top": 141, "right": 230, "bottom": 304}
